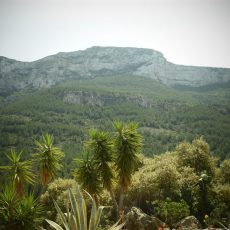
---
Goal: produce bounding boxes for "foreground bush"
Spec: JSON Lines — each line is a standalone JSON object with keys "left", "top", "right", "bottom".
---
{"left": 151, "top": 198, "right": 190, "bottom": 227}
{"left": 0, "top": 184, "right": 43, "bottom": 230}
{"left": 40, "top": 178, "right": 78, "bottom": 223}
{"left": 125, "top": 138, "right": 230, "bottom": 227}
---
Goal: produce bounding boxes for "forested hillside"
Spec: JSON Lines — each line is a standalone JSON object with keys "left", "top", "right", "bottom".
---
{"left": 0, "top": 75, "right": 229, "bottom": 177}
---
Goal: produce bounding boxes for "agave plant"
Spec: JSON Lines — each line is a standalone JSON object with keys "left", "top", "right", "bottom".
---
{"left": 45, "top": 186, "right": 124, "bottom": 230}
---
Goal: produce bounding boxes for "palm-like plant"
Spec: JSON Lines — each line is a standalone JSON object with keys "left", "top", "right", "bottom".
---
{"left": 86, "top": 129, "right": 114, "bottom": 191}
{"left": 0, "top": 150, "right": 35, "bottom": 196}
{"left": 73, "top": 153, "right": 101, "bottom": 203}
{"left": 0, "top": 184, "right": 44, "bottom": 230}
{"left": 113, "top": 121, "right": 142, "bottom": 210}
{"left": 34, "top": 133, "right": 64, "bottom": 187}
{"left": 0, "top": 184, "right": 20, "bottom": 227}
{"left": 86, "top": 129, "right": 118, "bottom": 212}
{"left": 45, "top": 187, "right": 124, "bottom": 230}
{"left": 15, "top": 193, "right": 44, "bottom": 230}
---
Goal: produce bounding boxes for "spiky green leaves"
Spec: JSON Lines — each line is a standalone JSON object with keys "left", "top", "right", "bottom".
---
{"left": 114, "top": 121, "right": 142, "bottom": 192}
{"left": 45, "top": 186, "right": 124, "bottom": 230}
{"left": 34, "top": 133, "right": 64, "bottom": 186}
{"left": 74, "top": 154, "right": 101, "bottom": 197}
{"left": 86, "top": 129, "right": 114, "bottom": 191}
{"left": 73, "top": 122, "right": 143, "bottom": 214}
{"left": 0, "top": 184, "right": 44, "bottom": 230}
{"left": 0, "top": 150, "right": 35, "bottom": 196}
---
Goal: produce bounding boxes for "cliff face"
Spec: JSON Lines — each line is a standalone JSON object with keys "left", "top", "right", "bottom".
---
{"left": 62, "top": 91, "right": 152, "bottom": 108}
{"left": 1, "top": 46, "right": 230, "bottom": 95}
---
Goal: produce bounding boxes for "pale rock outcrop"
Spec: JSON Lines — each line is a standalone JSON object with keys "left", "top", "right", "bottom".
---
{"left": 62, "top": 91, "right": 152, "bottom": 108}
{"left": 1, "top": 46, "right": 230, "bottom": 95}
{"left": 125, "top": 207, "right": 165, "bottom": 230}
{"left": 173, "top": 215, "right": 202, "bottom": 229}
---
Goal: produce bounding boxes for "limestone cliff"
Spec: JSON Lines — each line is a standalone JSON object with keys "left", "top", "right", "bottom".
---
{"left": 0, "top": 46, "right": 230, "bottom": 95}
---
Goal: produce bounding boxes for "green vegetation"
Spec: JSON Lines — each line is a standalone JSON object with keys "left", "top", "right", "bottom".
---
{"left": 0, "top": 74, "right": 230, "bottom": 228}
{"left": 0, "top": 184, "right": 43, "bottom": 230}
{"left": 45, "top": 186, "right": 124, "bottom": 230}
{"left": 0, "top": 150, "right": 35, "bottom": 196}
{"left": 85, "top": 129, "right": 118, "bottom": 212}
{"left": 151, "top": 198, "right": 190, "bottom": 226}
{"left": 0, "top": 128, "right": 229, "bottom": 229}
{"left": 74, "top": 153, "right": 101, "bottom": 201}
{"left": 126, "top": 138, "right": 230, "bottom": 227}
{"left": 33, "top": 133, "right": 64, "bottom": 187}
{"left": 0, "top": 75, "right": 229, "bottom": 175}
{"left": 113, "top": 121, "right": 142, "bottom": 211}
{"left": 0, "top": 127, "right": 131, "bottom": 229}
{"left": 40, "top": 178, "right": 78, "bottom": 224}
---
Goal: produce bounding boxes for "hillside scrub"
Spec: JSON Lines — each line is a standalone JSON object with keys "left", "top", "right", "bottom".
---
{"left": 0, "top": 130, "right": 230, "bottom": 229}
{"left": 126, "top": 138, "right": 230, "bottom": 227}
{"left": 0, "top": 75, "right": 230, "bottom": 173}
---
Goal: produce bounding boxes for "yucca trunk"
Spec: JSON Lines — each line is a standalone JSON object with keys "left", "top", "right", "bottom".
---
{"left": 39, "top": 167, "right": 52, "bottom": 195}
{"left": 40, "top": 167, "right": 52, "bottom": 186}
{"left": 14, "top": 179, "right": 24, "bottom": 197}
{"left": 118, "top": 189, "right": 125, "bottom": 212}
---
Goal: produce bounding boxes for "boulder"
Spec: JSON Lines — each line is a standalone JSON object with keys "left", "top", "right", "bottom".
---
{"left": 173, "top": 215, "right": 202, "bottom": 229}
{"left": 125, "top": 207, "right": 165, "bottom": 230}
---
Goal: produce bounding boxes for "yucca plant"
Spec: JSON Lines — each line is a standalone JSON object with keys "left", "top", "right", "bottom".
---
{"left": 0, "top": 183, "right": 20, "bottom": 227}
{"left": 0, "top": 184, "right": 44, "bottom": 230}
{"left": 86, "top": 129, "right": 118, "bottom": 215}
{"left": 45, "top": 186, "right": 124, "bottom": 230}
{"left": 114, "top": 121, "right": 143, "bottom": 211}
{"left": 73, "top": 152, "right": 101, "bottom": 204}
{"left": 0, "top": 150, "right": 35, "bottom": 197}
{"left": 16, "top": 193, "right": 44, "bottom": 230}
{"left": 33, "top": 133, "right": 64, "bottom": 187}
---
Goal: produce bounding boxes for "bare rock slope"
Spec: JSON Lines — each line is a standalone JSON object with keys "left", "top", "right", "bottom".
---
{"left": 1, "top": 46, "right": 230, "bottom": 95}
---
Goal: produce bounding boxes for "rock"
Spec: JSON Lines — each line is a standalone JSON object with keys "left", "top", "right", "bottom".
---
{"left": 62, "top": 91, "right": 152, "bottom": 108}
{"left": 1, "top": 46, "right": 230, "bottom": 95}
{"left": 125, "top": 207, "right": 165, "bottom": 230}
{"left": 173, "top": 215, "right": 202, "bottom": 229}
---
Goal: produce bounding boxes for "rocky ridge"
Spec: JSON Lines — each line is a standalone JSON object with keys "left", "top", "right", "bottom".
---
{"left": 1, "top": 46, "right": 230, "bottom": 95}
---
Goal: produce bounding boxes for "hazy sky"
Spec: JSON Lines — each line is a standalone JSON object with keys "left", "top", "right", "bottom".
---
{"left": 0, "top": 0, "right": 230, "bottom": 67}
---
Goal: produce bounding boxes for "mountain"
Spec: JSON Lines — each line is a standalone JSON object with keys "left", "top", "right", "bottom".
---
{"left": 1, "top": 46, "right": 230, "bottom": 96}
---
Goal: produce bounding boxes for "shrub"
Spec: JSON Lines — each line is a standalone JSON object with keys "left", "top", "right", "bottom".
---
{"left": 152, "top": 198, "right": 190, "bottom": 226}
{"left": 40, "top": 178, "right": 78, "bottom": 223}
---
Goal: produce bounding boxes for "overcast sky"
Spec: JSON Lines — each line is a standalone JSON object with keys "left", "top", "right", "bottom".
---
{"left": 0, "top": 0, "right": 230, "bottom": 67}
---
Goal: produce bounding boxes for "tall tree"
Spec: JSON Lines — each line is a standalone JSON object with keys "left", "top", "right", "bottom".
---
{"left": 113, "top": 121, "right": 143, "bottom": 211}
{"left": 86, "top": 129, "right": 118, "bottom": 213}
{"left": 0, "top": 150, "right": 35, "bottom": 197}
{"left": 33, "top": 133, "right": 64, "bottom": 187}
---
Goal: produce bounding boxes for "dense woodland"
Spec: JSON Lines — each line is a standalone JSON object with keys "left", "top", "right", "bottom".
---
{"left": 0, "top": 75, "right": 230, "bottom": 229}
{"left": 0, "top": 76, "right": 230, "bottom": 169}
